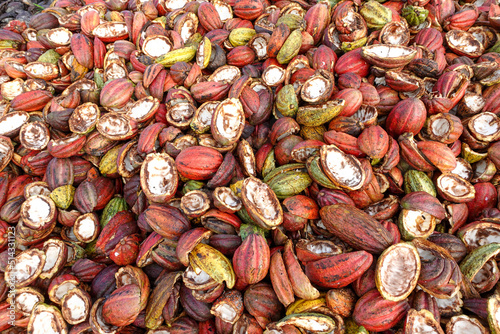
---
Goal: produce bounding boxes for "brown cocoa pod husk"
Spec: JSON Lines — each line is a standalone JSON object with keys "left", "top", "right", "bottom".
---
{"left": 320, "top": 203, "right": 393, "bottom": 254}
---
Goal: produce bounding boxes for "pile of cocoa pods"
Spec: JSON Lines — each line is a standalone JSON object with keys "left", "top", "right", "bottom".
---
{"left": 0, "top": 0, "right": 500, "bottom": 332}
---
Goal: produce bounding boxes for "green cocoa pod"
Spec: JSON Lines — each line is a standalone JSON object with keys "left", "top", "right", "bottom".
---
{"left": 229, "top": 28, "right": 256, "bottom": 46}
{"left": 276, "top": 84, "right": 299, "bottom": 117}
{"left": 296, "top": 100, "right": 345, "bottom": 127}
{"left": 404, "top": 170, "right": 436, "bottom": 197}
{"left": 360, "top": 1, "right": 392, "bottom": 29}
{"left": 100, "top": 196, "right": 128, "bottom": 227}
{"left": 402, "top": 5, "right": 429, "bottom": 26}
{"left": 277, "top": 29, "right": 302, "bottom": 64}
{"left": 266, "top": 170, "right": 312, "bottom": 199}
{"left": 156, "top": 47, "right": 197, "bottom": 67}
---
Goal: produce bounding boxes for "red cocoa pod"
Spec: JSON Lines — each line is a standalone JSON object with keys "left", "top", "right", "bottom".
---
{"left": 151, "top": 238, "right": 183, "bottom": 271}
{"left": 233, "top": 0, "right": 264, "bottom": 20}
{"left": 149, "top": 70, "right": 168, "bottom": 101}
{"left": 358, "top": 82, "right": 380, "bottom": 106}
{"left": 385, "top": 98, "right": 427, "bottom": 137}
{"left": 205, "top": 29, "right": 230, "bottom": 48}
{"left": 357, "top": 125, "right": 389, "bottom": 160}
{"left": 57, "top": 210, "right": 81, "bottom": 227}
{"left": 29, "top": 12, "right": 59, "bottom": 30}
{"left": 110, "top": 234, "right": 141, "bottom": 266}
{"left": 427, "top": 232, "right": 467, "bottom": 263}
{"left": 137, "top": 123, "right": 166, "bottom": 156}
{"left": 334, "top": 48, "right": 370, "bottom": 77}
{"left": 99, "top": 78, "right": 134, "bottom": 109}
{"left": 443, "top": 4, "right": 478, "bottom": 31}
{"left": 71, "top": 259, "right": 106, "bottom": 283}
{"left": 463, "top": 298, "right": 488, "bottom": 320}
{"left": 73, "top": 180, "right": 97, "bottom": 214}
{"left": 90, "top": 264, "right": 120, "bottom": 300}
{"left": 198, "top": 2, "right": 223, "bottom": 31}
{"left": 199, "top": 319, "right": 218, "bottom": 333}
{"left": 290, "top": 68, "right": 315, "bottom": 87}
{"left": 175, "top": 146, "right": 224, "bottom": 181}
{"left": 45, "top": 157, "right": 74, "bottom": 191}
{"left": 89, "top": 177, "right": 115, "bottom": 211}
{"left": 316, "top": 189, "right": 356, "bottom": 207}
{"left": 71, "top": 157, "right": 92, "bottom": 184}
{"left": 304, "top": 251, "right": 373, "bottom": 289}
{"left": 432, "top": 0, "right": 456, "bottom": 24}
{"left": 207, "top": 152, "right": 237, "bottom": 188}
{"left": 267, "top": 23, "right": 290, "bottom": 58}
{"left": 269, "top": 117, "right": 300, "bottom": 145}
{"left": 323, "top": 130, "right": 365, "bottom": 157}
{"left": 92, "top": 36, "right": 106, "bottom": 69}
{"left": 305, "top": 3, "right": 330, "bottom": 45}
{"left": 141, "top": 204, "right": 191, "bottom": 240}
{"left": 47, "top": 134, "right": 87, "bottom": 159}
{"left": 8, "top": 175, "right": 35, "bottom": 201}
{"left": 169, "top": 61, "right": 192, "bottom": 85}
{"left": 348, "top": 174, "right": 384, "bottom": 209}
{"left": 240, "top": 86, "right": 260, "bottom": 119}
{"left": 282, "top": 240, "right": 320, "bottom": 300}
{"left": 422, "top": 93, "right": 455, "bottom": 115}
{"left": 255, "top": 143, "right": 273, "bottom": 175}
{"left": 11, "top": 90, "right": 52, "bottom": 111}
{"left": 233, "top": 233, "right": 270, "bottom": 284}
{"left": 312, "top": 45, "right": 337, "bottom": 72}
{"left": 20, "top": 150, "right": 52, "bottom": 177}
{"left": 447, "top": 203, "right": 469, "bottom": 234}
{"left": 466, "top": 182, "right": 498, "bottom": 221}
{"left": 269, "top": 251, "right": 295, "bottom": 307}
{"left": 401, "top": 192, "right": 446, "bottom": 220}
{"left": 102, "top": 284, "right": 142, "bottom": 327}
{"left": 275, "top": 135, "right": 303, "bottom": 165}
{"left": 177, "top": 227, "right": 213, "bottom": 266}
{"left": 338, "top": 73, "right": 362, "bottom": 90}
{"left": 353, "top": 289, "right": 410, "bottom": 332}
{"left": 375, "top": 136, "right": 400, "bottom": 173}
{"left": 334, "top": 88, "right": 363, "bottom": 117}
{"left": 143, "top": 63, "right": 163, "bottom": 88}
{"left": 282, "top": 212, "right": 308, "bottom": 232}
{"left": 0, "top": 173, "right": 10, "bottom": 209}
{"left": 0, "top": 196, "right": 24, "bottom": 224}
{"left": 227, "top": 46, "right": 256, "bottom": 67}
{"left": 81, "top": 10, "right": 100, "bottom": 36}
{"left": 209, "top": 234, "right": 242, "bottom": 257}
{"left": 376, "top": 85, "right": 400, "bottom": 115}
{"left": 414, "top": 28, "right": 444, "bottom": 52}
{"left": 416, "top": 140, "right": 457, "bottom": 172}
{"left": 95, "top": 211, "right": 138, "bottom": 254}
{"left": 320, "top": 204, "right": 393, "bottom": 254}
{"left": 243, "top": 283, "right": 283, "bottom": 328}
{"left": 398, "top": 133, "right": 436, "bottom": 172}
{"left": 433, "top": 71, "right": 468, "bottom": 107}
{"left": 112, "top": 40, "right": 135, "bottom": 61}
{"left": 71, "top": 33, "right": 93, "bottom": 69}
{"left": 282, "top": 195, "right": 319, "bottom": 220}
{"left": 190, "top": 81, "right": 231, "bottom": 102}
{"left": 179, "top": 284, "right": 213, "bottom": 322}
